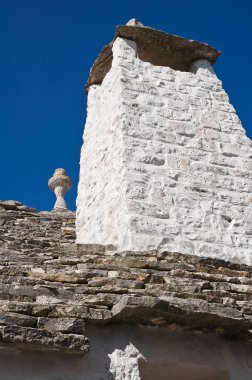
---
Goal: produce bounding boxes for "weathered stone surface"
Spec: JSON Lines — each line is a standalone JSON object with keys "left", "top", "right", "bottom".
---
{"left": 0, "top": 200, "right": 36, "bottom": 212}
{"left": 85, "top": 21, "right": 220, "bottom": 92}
{"left": 37, "top": 317, "right": 85, "bottom": 334}
{"left": 0, "top": 204, "right": 252, "bottom": 354}
{"left": 0, "top": 325, "right": 89, "bottom": 353}
{"left": 0, "top": 312, "right": 37, "bottom": 327}
{"left": 77, "top": 32, "right": 252, "bottom": 265}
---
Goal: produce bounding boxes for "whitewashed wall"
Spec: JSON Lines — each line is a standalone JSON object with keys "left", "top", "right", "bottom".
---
{"left": 77, "top": 37, "right": 252, "bottom": 264}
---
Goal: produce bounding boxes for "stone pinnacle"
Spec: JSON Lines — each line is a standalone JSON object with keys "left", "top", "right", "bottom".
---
{"left": 126, "top": 18, "right": 144, "bottom": 27}
{"left": 48, "top": 168, "right": 72, "bottom": 211}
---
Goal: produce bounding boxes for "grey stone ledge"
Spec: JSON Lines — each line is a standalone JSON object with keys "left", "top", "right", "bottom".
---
{"left": 85, "top": 23, "right": 221, "bottom": 93}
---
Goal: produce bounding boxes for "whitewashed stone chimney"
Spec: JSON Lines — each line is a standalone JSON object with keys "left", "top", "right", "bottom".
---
{"left": 77, "top": 20, "right": 252, "bottom": 265}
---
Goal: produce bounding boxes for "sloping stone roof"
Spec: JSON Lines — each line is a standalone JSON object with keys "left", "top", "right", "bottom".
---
{"left": 0, "top": 201, "right": 251, "bottom": 353}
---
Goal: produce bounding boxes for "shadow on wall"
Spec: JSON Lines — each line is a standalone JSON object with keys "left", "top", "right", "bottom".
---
{"left": 0, "top": 325, "right": 251, "bottom": 379}
{"left": 139, "top": 360, "right": 230, "bottom": 380}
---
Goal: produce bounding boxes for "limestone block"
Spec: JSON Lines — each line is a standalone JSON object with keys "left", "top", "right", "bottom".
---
{"left": 0, "top": 325, "right": 89, "bottom": 353}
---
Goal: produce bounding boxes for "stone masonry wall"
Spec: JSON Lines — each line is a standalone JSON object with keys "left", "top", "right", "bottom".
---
{"left": 77, "top": 36, "right": 252, "bottom": 265}
{"left": 0, "top": 202, "right": 252, "bottom": 355}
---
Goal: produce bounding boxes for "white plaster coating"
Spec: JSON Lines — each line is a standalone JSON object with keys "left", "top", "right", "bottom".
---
{"left": 77, "top": 36, "right": 252, "bottom": 265}
{"left": 109, "top": 342, "right": 145, "bottom": 380}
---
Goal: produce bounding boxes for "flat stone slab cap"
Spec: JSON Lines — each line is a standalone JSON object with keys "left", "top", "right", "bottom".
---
{"left": 85, "top": 21, "right": 221, "bottom": 93}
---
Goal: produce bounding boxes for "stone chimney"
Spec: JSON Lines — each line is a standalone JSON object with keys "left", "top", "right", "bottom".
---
{"left": 76, "top": 20, "right": 252, "bottom": 265}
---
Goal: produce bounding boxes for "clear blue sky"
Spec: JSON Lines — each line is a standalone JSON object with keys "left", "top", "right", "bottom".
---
{"left": 1, "top": 0, "right": 251, "bottom": 211}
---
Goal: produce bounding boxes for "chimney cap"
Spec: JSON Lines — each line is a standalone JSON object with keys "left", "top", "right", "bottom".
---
{"left": 85, "top": 21, "right": 221, "bottom": 94}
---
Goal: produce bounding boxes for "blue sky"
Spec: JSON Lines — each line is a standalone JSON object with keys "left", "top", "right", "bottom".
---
{"left": 0, "top": 0, "right": 251, "bottom": 211}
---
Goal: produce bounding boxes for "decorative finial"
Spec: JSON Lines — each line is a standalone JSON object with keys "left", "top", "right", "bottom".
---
{"left": 48, "top": 168, "right": 72, "bottom": 211}
{"left": 126, "top": 19, "right": 144, "bottom": 27}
